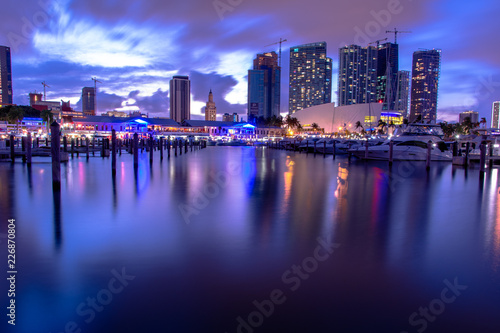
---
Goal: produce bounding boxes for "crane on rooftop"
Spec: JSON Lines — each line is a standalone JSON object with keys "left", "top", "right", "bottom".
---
{"left": 368, "top": 38, "right": 388, "bottom": 48}
{"left": 264, "top": 38, "right": 287, "bottom": 68}
{"left": 386, "top": 28, "right": 411, "bottom": 44}
{"left": 41, "top": 81, "right": 50, "bottom": 101}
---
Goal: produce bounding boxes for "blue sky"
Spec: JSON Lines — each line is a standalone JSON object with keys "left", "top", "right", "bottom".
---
{"left": 1, "top": 0, "right": 500, "bottom": 123}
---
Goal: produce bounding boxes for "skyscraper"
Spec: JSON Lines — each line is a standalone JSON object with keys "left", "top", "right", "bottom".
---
{"left": 0, "top": 45, "right": 13, "bottom": 106}
{"left": 492, "top": 102, "right": 500, "bottom": 129}
{"left": 205, "top": 89, "right": 217, "bottom": 121}
{"left": 337, "top": 44, "right": 377, "bottom": 106}
{"left": 289, "top": 42, "right": 332, "bottom": 114}
{"left": 82, "top": 87, "right": 95, "bottom": 116}
{"left": 247, "top": 52, "right": 280, "bottom": 121}
{"left": 410, "top": 49, "right": 441, "bottom": 123}
{"left": 397, "top": 70, "right": 410, "bottom": 118}
{"left": 169, "top": 76, "right": 191, "bottom": 123}
{"left": 376, "top": 42, "right": 399, "bottom": 111}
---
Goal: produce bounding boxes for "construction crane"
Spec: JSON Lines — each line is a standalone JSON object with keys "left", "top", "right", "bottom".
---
{"left": 386, "top": 28, "right": 411, "bottom": 44}
{"left": 91, "top": 77, "right": 102, "bottom": 115}
{"left": 368, "top": 38, "right": 388, "bottom": 48}
{"left": 264, "top": 38, "right": 287, "bottom": 68}
{"left": 41, "top": 81, "right": 50, "bottom": 101}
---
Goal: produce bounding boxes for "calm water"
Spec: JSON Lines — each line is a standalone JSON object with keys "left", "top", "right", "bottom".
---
{"left": 1, "top": 147, "right": 500, "bottom": 333}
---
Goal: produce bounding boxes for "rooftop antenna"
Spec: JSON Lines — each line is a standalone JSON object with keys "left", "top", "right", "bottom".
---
{"left": 91, "top": 77, "right": 102, "bottom": 115}
{"left": 41, "top": 81, "right": 50, "bottom": 101}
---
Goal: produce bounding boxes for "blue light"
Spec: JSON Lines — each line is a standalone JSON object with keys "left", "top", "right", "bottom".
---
{"left": 133, "top": 119, "right": 149, "bottom": 124}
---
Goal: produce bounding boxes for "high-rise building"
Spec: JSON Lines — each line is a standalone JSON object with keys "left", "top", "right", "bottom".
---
{"left": 337, "top": 45, "right": 377, "bottom": 106}
{"left": 492, "top": 102, "right": 500, "bottom": 129}
{"left": 29, "top": 92, "right": 43, "bottom": 106}
{"left": 397, "top": 70, "right": 410, "bottom": 118}
{"left": 459, "top": 111, "right": 479, "bottom": 124}
{"left": 204, "top": 89, "right": 217, "bottom": 121}
{"left": 0, "top": 45, "right": 13, "bottom": 106}
{"left": 247, "top": 52, "right": 280, "bottom": 121}
{"left": 82, "top": 87, "right": 95, "bottom": 116}
{"left": 376, "top": 42, "right": 399, "bottom": 111}
{"left": 169, "top": 76, "right": 191, "bottom": 123}
{"left": 410, "top": 49, "right": 441, "bottom": 123}
{"left": 289, "top": 42, "right": 332, "bottom": 114}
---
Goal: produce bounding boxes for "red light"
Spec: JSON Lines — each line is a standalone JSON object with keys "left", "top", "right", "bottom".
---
{"left": 378, "top": 100, "right": 383, "bottom": 103}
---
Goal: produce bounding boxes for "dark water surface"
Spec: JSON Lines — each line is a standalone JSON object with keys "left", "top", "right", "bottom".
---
{"left": 1, "top": 147, "right": 500, "bottom": 333}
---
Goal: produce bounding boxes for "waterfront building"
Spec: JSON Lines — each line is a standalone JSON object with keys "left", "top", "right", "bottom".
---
{"left": 247, "top": 52, "right": 280, "bottom": 121}
{"left": 104, "top": 111, "right": 129, "bottom": 117}
{"left": 337, "top": 45, "right": 377, "bottom": 106}
{"left": 397, "top": 70, "right": 410, "bottom": 118}
{"left": 292, "top": 102, "right": 384, "bottom": 134}
{"left": 289, "top": 42, "right": 332, "bottom": 114}
{"left": 205, "top": 90, "right": 217, "bottom": 121}
{"left": 492, "top": 102, "right": 500, "bottom": 129}
{"left": 82, "top": 87, "right": 96, "bottom": 116}
{"left": 0, "top": 45, "right": 13, "bottom": 106}
{"left": 222, "top": 113, "right": 239, "bottom": 122}
{"left": 410, "top": 49, "right": 441, "bottom": 123}
{"left": 169, "top": 75, "right": 191, "bottom": 123}
{"left": 376, "top": 42, "right": 399, "bottom": 111}
{"left": 459, "top": 111, "right": 479, "bottom": 124}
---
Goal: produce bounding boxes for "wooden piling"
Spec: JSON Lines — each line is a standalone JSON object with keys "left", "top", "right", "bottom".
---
{"left": 149, "top": 135, "right": 153, "bottom": 163}
{"left": 426, "top": 140, "right": 432, "bottom": 170}
{"left": 160, "top": 137, "right": 164, "bottom": 160}
{"left": 27, "top": 132, "right": 32, "bottom": 166}
{"left": 51, "top": 122, "right": 61, "bottom": 190}
{"left": 333, "top": 141, "right": 336, "bottom": 160}
{"left": 323, "top": 140, "right": 326, "bottom": 157}
{"left": 86, "top": 138, "right": 90, "bottom": 159}
{"left": 10, "top": 135, "right": 15, "bottom": 163}
{"left": 480, "top": 143, "right": 486, "bottom": 173}
{"left": 167, "top": 137, "right": 171, "bottom": 158}
{"left": 22, "top": 137, "right": 26, "bottom": 163}
{"left": 389, "top": 140, "right": 394, "bottom": 165}
{"left": 185, "top": 140, "right": 188, "bottom": 154}
{"left": 133, "top": 133, "right": 139, "bottom": 168}
{"left": 71, "top": 138, "right": 75, "bottom": 158}
{"left": 365, "top": 140, "right": 369, "bottom": 159}
{"left": 112, "top": 130, "right": 117, "bottom": 175}
{"left": 465, "top": 142, "right": 470, "bottom": 168}
{"left": 92, "top": 137, "right": 95, "bottom": 156}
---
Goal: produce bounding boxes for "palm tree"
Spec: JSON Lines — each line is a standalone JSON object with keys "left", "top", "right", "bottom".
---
{"left": 7, "top": 106, "right": 24, "bottom": 133}
{"left": 480, "top": 117, "right": 487, "bottom": 129}
{"left": 388, "top": 121, "right": 396, "bottom": 135}
{"left": 311, "top": 123, "right": 320, "bottom": 133}
{"left": 355, "top": 121, "right": 364, "bottom": 133}
{"left": 377, "top": 119, "right": 387, "bottom": 135}
{"left": 41, "top": 109, "right": 53, "bottom": 134}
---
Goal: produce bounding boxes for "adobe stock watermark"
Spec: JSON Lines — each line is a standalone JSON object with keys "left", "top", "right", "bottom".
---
{"left": 462, "top": 74, "right": 500, "bottom": 108}
{"left": 213, "top": 0, "right": 245, "bottom": 21}
{"left": 225, "top": 237, "right": 340, "bottom": 333}
{"left": 48, "top": 267, "right": 135, "bottom": 333}
{"left": 178, "top": 162, "right": 241, "bottom": 224}
{"left": 378, "top": 159, "right": 421, "bottom": 193}
{"left": 338, "top": 0, "right": 407, "bottom": 47}
{"left": 7, "top": 0, "right": 56, "bottom": 52}
{"left": 400, "top": 277, "right": 468, "bottom": 333}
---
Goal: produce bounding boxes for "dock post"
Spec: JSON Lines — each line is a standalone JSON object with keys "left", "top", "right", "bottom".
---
{"left": 465, "top": 142, "right": 470, "bottom": 168}
{"left": 489, "top": 143, "right": 494, "bottom": 168}
{"left": 480, "top": 143, "right": 486, "bottom": 173}
{"left": 133, "top": 133, "right": 139, "bottom": 168}
{"left": 92, "top": 137, "right": 95, "bottom": 156}
{"left": 323, "top": 141, "right": 326, "bottom": 157}
{"left": 333, "top": 141, "right": 336, "bottom": 160}
{"left": 86, "top": 138, "right": 90, "bottom": 159}
{"left": 22, "top": 137, "right": 26, "bottom": 163}
{"left": 453, "top": 141, "right": 458, "bottom": 157}
{"left": 71, "top": 138, "right": 75, "bottom": 158}
{"left": 119, "top": 138, "right": 122, "bottom": 156}
{"left": 27, "top": 132, "right": 32, "bottom": 166}
{"left": 365, "top": 140, "right": 369, "bottom": 159}
{"left": 167, "top": 137, "right": 171, "bottom": 158}
{"left": 160, "top": 137, "right": 164, "bottom": 161}
{"left": 180, "top": 140, "right": 183, "bottom": 155}
{"left": 426, "top": 140, "right": 432, "bottom": 170}
{"left": 51, "top": 122, "right": 61, "bottom": 190}
{"left": 175, "top": 140, "right": 178, "bottom": 156}
{"left": 185, "top": 140, "right": 188, "bottom": 154}
{"left": 389, "top": 140, "right": 394, "bottom": 165}
{"left": 63, "top": 136, "right": 68, "bottom": 152}
{"left": 36, "top": 137, "right": 40, "bottom": 148}
{"left": 149, "top": 135, "right": 153, "bottom": 163}
{"left": 101, "top": 138, "right": 105, "bottom": 158}
{"left": 10, "top": 135, "right": 15, "bottom": 163}
{"left": 112, "top": 130, "right": 117, "bottom": 175}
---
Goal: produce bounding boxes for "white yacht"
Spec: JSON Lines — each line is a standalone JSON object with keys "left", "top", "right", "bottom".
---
{"left": 348, "top": 124, "right": 452, "bottom": 161}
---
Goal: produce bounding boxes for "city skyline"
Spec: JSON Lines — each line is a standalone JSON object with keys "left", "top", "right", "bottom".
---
{"left": 0, "top": 0, "right": 499, "bottom": 122}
